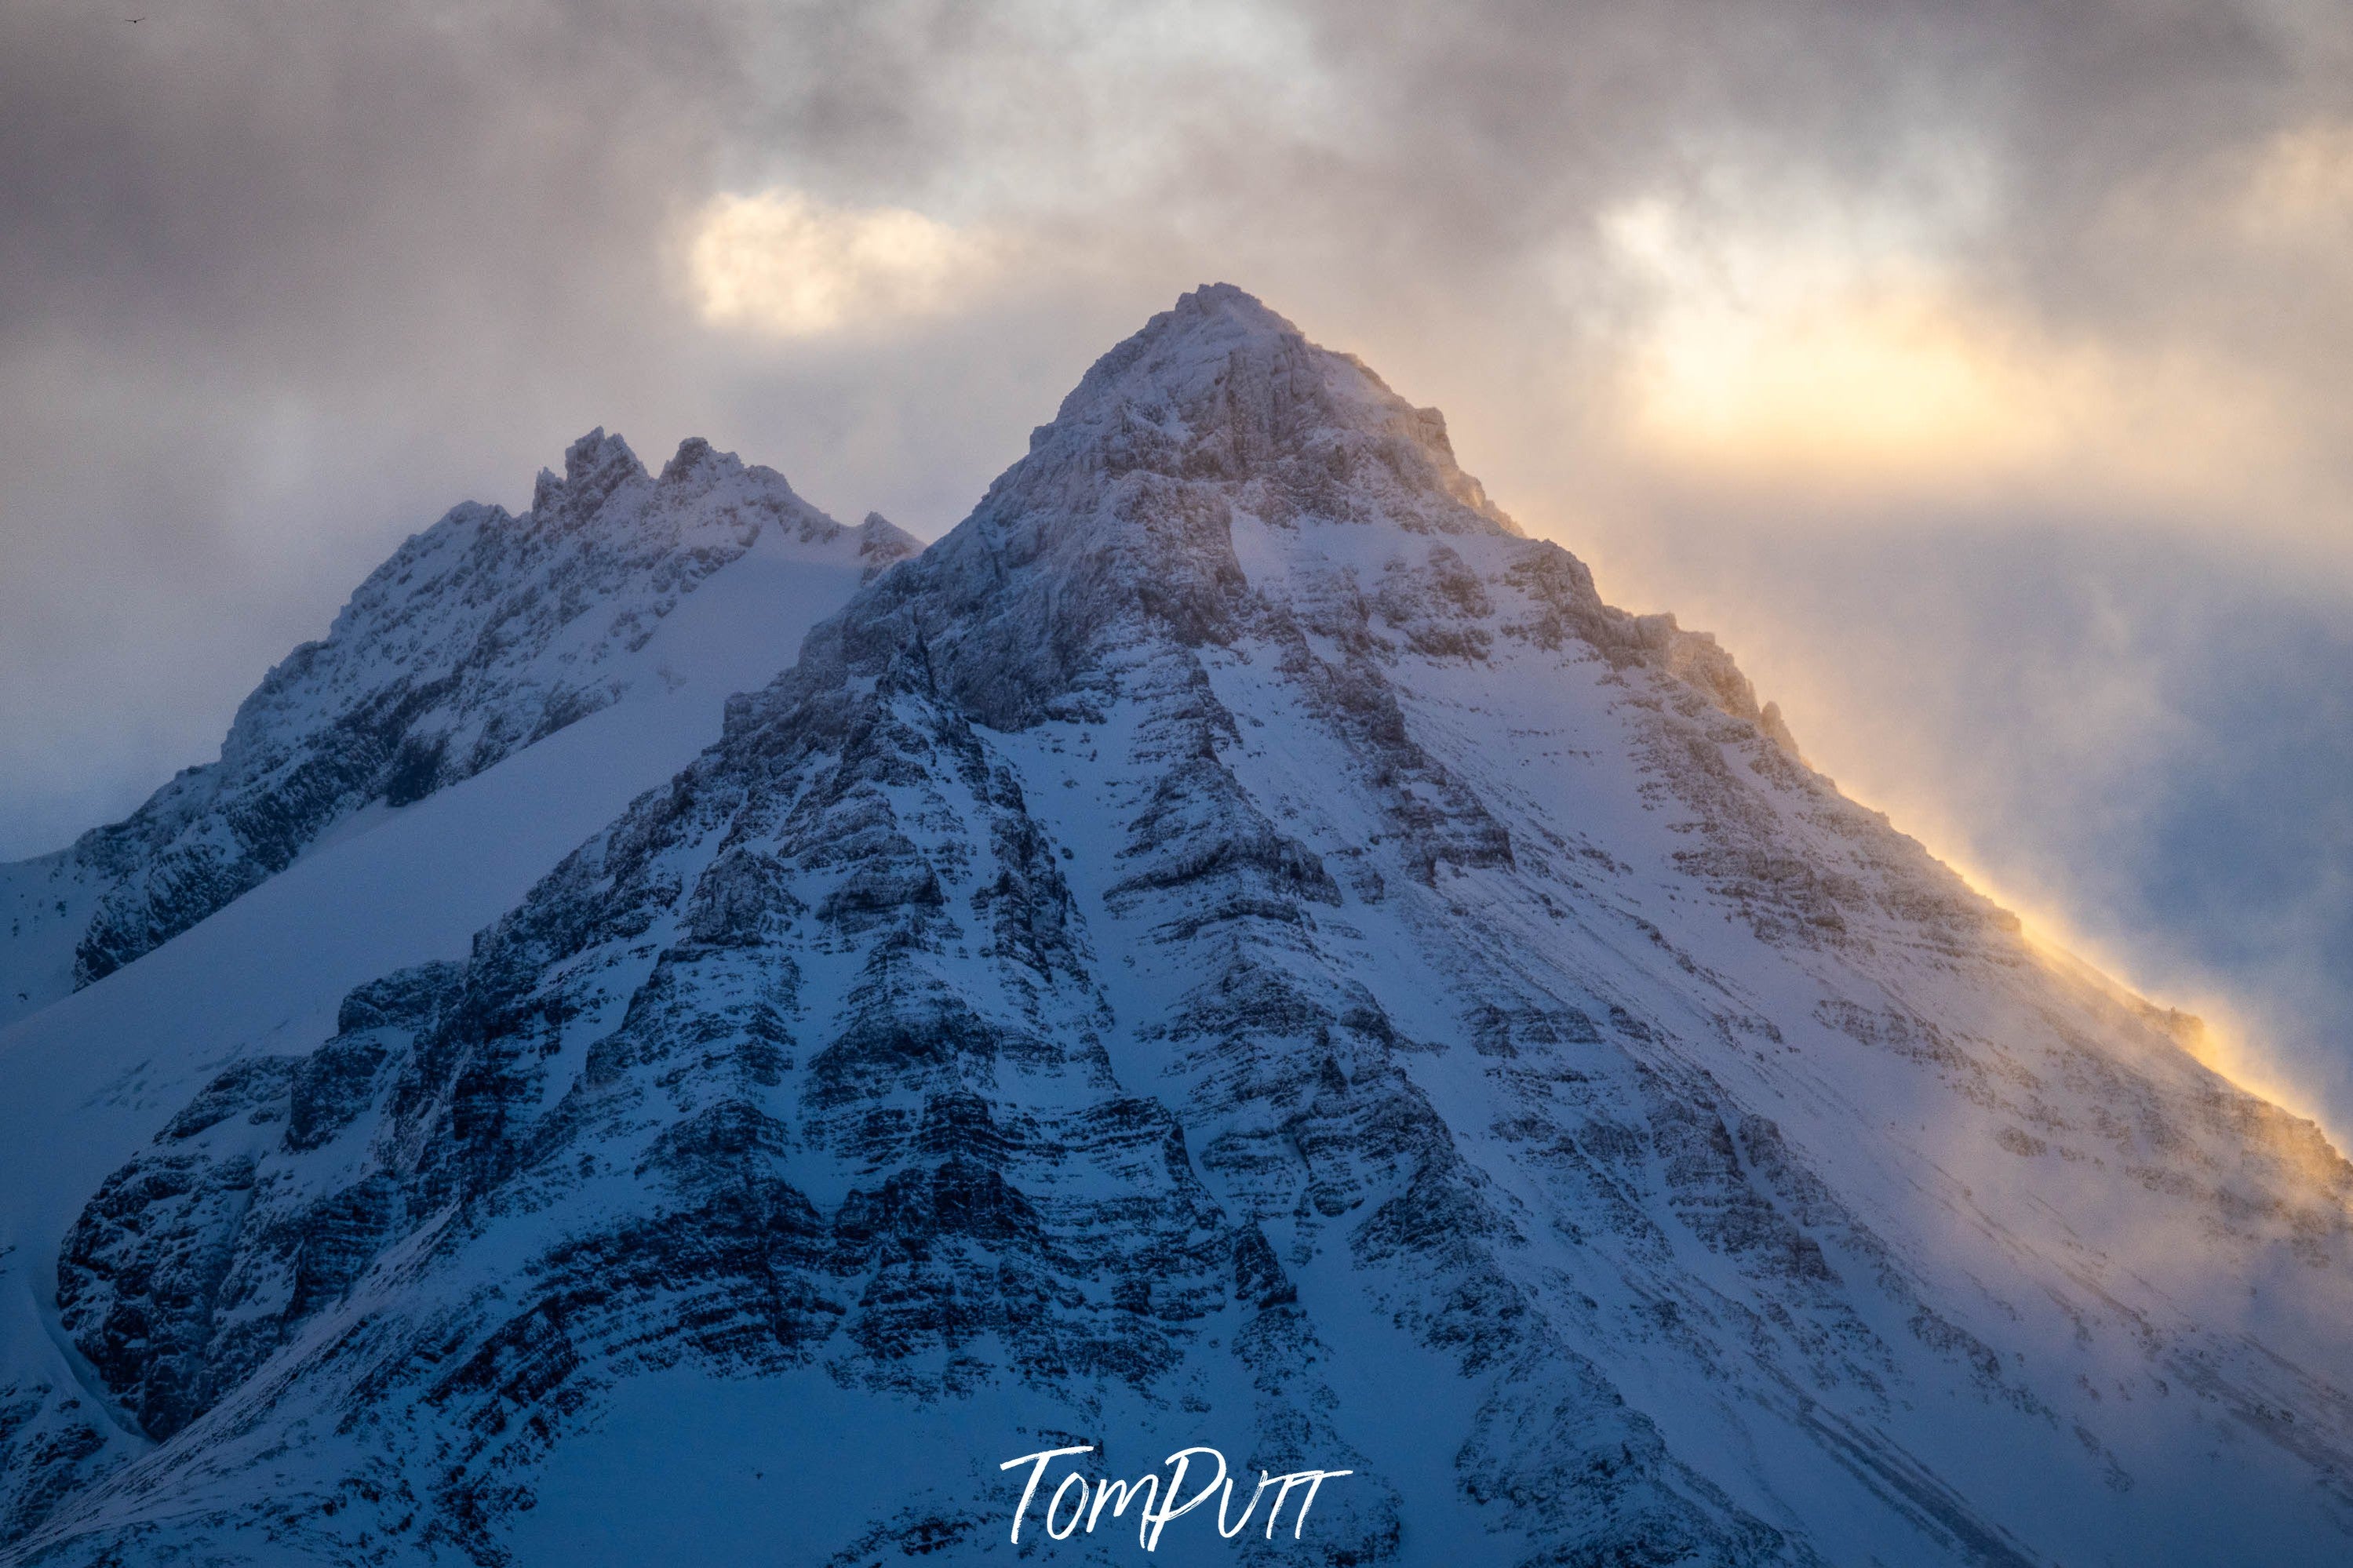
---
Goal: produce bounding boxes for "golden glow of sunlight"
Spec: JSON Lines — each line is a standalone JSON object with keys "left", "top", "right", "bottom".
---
{"left": 1833, "top": 788, "right": 2340, "bottom": 1142}
{"left": 684, "top": 190, "right": 994, "bottom": 338}
{"left": 1596, "top": 195, "right": 2292, "bottom": 500}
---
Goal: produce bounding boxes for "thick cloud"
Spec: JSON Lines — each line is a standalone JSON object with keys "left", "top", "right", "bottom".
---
{"left": 4, "top": 0, "right": 2349, "bottom": 1126}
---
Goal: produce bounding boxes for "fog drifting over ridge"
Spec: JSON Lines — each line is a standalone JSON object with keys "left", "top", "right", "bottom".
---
{"left": 3, "top": 0, "right": 2350, "bottom": 1130}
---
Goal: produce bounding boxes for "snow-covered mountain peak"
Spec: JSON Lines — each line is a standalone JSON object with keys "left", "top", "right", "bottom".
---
{"left": 0, "top": 430, "right": 915, "bottom": 1025}
{"left": 529, "top": 426, "right": 648, "bottom": 522}
{"left": 763, "top": 287, "right": 1777, "bottom": 762}
{"left": 7, "top": 293, "right": 2352, "bottom": 1567}
{"left": 1007, "top": 282, "right": 1517, "bottom": 542}
{"left": 657, "top": 434, "right": 741, "bottom": 490}
{"left": 523, "top": 428, "right": 862, "bottom": 551}
{"left": 1047, "top": 281, "right": 1308, "bottom": 417}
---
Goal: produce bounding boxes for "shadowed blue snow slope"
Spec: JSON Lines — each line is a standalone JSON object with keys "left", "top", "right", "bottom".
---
{"left": 0, "top": 457, "right": 908, "bottom": 1540}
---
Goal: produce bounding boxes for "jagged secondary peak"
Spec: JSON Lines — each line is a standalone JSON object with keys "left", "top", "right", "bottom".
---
{"left": 530, "top": 426, "right": 650, "bottom": 523}
{"left": 0, "top": 427, "right": 914, "bottom": 1015}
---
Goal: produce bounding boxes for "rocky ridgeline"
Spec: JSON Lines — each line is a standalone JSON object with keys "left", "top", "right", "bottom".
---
{"left": 0, "top": 435, "right": 915, "bottom": 1024}
{"left": 8, "top": 288, "right": 2353, "bottom": 1566}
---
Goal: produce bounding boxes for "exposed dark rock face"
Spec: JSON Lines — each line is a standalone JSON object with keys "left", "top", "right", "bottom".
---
{"left": 10, "top": 287, "right": 2353, "bottom": 1567}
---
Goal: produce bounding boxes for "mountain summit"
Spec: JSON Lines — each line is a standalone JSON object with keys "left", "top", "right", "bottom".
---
{"left": 1023, "top": 282, "right": 1517, "bottom": 534}
{"left": 0, "top": 435, "right": 914, "bottom": 1025}
{"left": 2, "top": 288, "right": 2348, "bottom": 1566}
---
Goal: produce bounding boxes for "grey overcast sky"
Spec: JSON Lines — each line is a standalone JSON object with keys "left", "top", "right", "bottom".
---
{"left": 3, "top": 0, "right": 2351, "bottom": 1131}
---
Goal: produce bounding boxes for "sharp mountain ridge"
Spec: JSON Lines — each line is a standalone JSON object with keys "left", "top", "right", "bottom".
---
{"left": 0, "top": 435, "right": 916, "bottom": 1027}
{"left": 1, "top": 285, "right": 2348, "bottom": 1568}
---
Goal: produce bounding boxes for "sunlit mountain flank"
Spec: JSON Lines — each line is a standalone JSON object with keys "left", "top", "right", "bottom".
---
{"left": 2, "top": 289, "right": 2348, "bottom": 1566}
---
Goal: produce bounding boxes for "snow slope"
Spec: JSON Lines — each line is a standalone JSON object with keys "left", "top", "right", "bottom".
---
{"left": 3, "top": 287, "right": 2349, "bottom": 1567}
{"left": 0, "top": 431, "right": 913, "bottom": 1028}
{"left": 0, "top": 445, "right": 911, "bottom": 1540}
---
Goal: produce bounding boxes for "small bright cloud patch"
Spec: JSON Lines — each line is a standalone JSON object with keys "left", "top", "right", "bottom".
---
{"left": 684, "top": 189, "right": 993, "bottom": 337}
